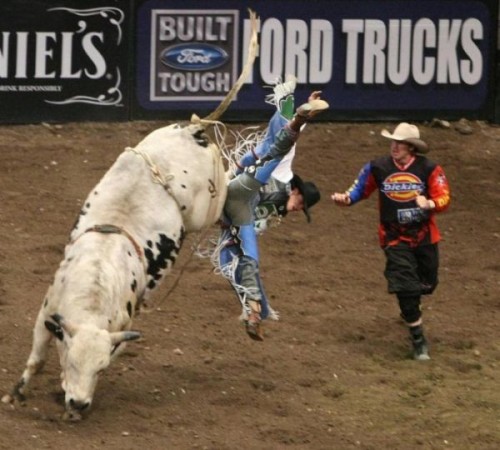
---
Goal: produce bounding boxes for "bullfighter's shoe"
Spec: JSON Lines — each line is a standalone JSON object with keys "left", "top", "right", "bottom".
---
{"left": 408, "top": 324, "right": 430, "bottom": 361}
{"left": 412, "top": 336, "right": 431, "bottom": 361}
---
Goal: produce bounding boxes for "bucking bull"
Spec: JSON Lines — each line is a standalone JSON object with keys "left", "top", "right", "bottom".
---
{"left": 2, "top": 11, "right": 259, "bottom": 421}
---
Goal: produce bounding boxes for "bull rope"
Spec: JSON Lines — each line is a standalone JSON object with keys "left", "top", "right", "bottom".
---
{"left": 125, "top": 147, "right": 183, "bottom": 208}
{"left": 201, "top": 9, "right": 258, "bottom": 122}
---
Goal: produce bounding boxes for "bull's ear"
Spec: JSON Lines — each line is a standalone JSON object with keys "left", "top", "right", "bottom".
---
{"left": 110, "top": 331, "right": 142, "bottom": 346}
{"left": 44, "top": 320, "right": 64, "bottom": 341}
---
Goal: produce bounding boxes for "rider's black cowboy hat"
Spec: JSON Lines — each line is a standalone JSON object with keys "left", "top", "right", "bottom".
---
{"left": 291, "top": 174, "right": 321, "bottom": 223}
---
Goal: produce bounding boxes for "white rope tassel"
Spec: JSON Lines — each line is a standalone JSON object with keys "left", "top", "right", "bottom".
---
{"left": 213, "top": 126, "right": 266, "bottom": 179}
{"left": 194, "top": 232, "right": 240, "bottom": 286}
{"left": 194, "top": 231, "right": 280, "bottom": 322}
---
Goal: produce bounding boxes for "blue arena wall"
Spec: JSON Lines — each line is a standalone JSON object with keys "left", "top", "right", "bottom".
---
{"left": 0, "top": 0, "right": 499, "bottom": 123}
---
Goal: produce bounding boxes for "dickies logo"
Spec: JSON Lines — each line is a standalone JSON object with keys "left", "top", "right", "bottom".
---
{"left": 381, "top": 173, "right": 424, "bottom": 202}
{"left": 161, "top": 43, "right": 229, "bottom": 71}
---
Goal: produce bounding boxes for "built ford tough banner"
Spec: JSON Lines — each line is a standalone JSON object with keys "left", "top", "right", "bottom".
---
{"left": 134, "top": 0, "right": 498, "bottom": 121}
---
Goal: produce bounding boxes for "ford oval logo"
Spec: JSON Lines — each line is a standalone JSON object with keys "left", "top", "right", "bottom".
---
{"left": 160, "top": 43, "right": 228, "bottom": 71}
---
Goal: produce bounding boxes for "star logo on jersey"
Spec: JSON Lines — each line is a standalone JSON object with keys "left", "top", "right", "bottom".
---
{"left": 381, "top": 172, "right": 424, "bottom": 202}
{"left": 437, "top": 172, "right": 447, "bottom": 185}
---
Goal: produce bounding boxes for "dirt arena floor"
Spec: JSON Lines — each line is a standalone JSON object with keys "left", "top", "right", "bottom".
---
{"left": 0, "top": 117, "right": 499, "bottom": 450}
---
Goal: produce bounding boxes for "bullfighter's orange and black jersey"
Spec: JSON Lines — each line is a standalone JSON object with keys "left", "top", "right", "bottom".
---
{"left": 347, "top": 155, "right": 450, "bottom": 247}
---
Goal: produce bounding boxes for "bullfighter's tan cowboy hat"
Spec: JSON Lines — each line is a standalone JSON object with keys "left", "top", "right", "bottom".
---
{"left": 381, "top": 122, "right": 429, "bottom": 153}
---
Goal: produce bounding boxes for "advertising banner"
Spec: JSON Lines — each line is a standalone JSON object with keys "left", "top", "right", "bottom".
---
{"left": 495, "top": 1, "right": 500, "bottom": 122}
{"left": 0, "top": 0, "right": 131, "bottom": 123}
{"left": 133, "top": 0, "right": 498, "bottom": 121}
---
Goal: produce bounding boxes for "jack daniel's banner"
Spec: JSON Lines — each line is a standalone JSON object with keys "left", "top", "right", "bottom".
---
{"left": 0, "top": 0, "right": 130, "bottom": 123}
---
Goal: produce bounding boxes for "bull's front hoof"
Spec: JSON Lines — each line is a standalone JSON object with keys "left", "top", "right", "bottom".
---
{"left": 62, "top": 410, "right": 83, "bottom": 421}
{"left": 2, "top": 391, "right": 27, "bottom": 406}
{"left": 1, "top": 394, "right": 13, "bottom": 404}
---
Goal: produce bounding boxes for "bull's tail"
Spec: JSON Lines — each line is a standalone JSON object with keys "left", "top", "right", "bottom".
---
{"left": 194, "top": 9, "right": 259, "bottom": 124}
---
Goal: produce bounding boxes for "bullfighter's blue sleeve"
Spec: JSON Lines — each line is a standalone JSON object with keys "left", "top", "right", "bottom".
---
{"left": 347, "top": 162, "right": 373, "bottom": 204}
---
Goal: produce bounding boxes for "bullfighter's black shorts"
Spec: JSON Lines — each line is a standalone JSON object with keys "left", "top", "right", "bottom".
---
{"left": 383, "top": 242, "right": 439, "bottom": 296}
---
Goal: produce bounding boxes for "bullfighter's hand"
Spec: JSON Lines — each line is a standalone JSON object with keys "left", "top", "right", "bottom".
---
{"left": 331, "top": 192, "right": 351, "bottom": 206}
{"left": 415, "top": 194, "right": 435, "bottom": 210}
{"left": 308, "top": 91, "right": 323, "bottom": 102}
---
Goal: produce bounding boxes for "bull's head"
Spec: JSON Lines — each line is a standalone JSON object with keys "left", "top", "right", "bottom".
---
{"left": 45, "top": 314, "right": 141, "bottom": 420}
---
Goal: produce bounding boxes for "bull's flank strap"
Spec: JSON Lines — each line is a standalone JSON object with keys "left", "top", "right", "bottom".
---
{"left": 82, "top": 224, "right": 145, "bottom": 266}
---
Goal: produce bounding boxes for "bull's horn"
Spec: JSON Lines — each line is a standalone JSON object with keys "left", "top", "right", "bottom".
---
{"left": 110, "top": 330, "right": 142, "bottom": 345}
{"left": 200, "top": 9, "right": 259, "bottom": 123}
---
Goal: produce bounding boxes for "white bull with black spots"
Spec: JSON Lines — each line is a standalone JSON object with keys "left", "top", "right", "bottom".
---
{"left": 2, "top": 10, "right": 258, "bottom": 421}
